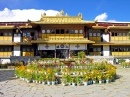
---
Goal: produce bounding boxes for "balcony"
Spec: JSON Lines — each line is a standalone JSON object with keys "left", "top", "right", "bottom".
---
{"left": 31, "top": 37, "right": 95, "bottom": 44}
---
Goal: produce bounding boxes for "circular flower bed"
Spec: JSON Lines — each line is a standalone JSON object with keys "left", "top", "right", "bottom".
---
{"left": 15, "top": 59, "right": 116, "bottom": 86}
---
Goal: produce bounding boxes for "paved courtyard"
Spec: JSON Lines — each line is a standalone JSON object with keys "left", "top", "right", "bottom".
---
{"left": 0, "top": 66, "right": 130, "bottom": 97}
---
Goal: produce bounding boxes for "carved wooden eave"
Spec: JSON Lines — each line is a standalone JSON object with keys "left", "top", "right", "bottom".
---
{"left": 19, "top": 26, "right": 32, "bottom": 29}
{"left": 93, "top": 41, "right": 130, "bottom": 45}
{"left": 92, "top": 26, "right": 107, "bottom": 29}
{"left": 15, "top": 42, "right": 32, "bottom": 45}
{"left": 0, "top": 26, "right": 15, "bottom": 29}
{"left": 107, "top": 26, "right": 130, "bottom": 29}
{"left": 0, "top": 42, "right": 16, "bottom": 45}
{"left": 31, "top": 39, "right": 95, "bottom": 44}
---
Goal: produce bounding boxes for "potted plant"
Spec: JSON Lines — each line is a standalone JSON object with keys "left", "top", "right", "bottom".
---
{"left": 75, "top": 75, "right": 81, "bottom": 86}
{"left": 83, "top": 74, "right": 89, "bottom": 86}
{"left": 97, "top": 74, "right": 103, "bottom": 84}
{"left": 71, "top": 77, "right": 76, "bottom": 86}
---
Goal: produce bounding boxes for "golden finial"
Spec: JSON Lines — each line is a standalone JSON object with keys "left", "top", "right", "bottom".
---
{"left": 65, "top": 13, "right": 68, "bottom": 16}
{"left": 60, "top": 10, "right": 64, "bottom": 16}
{"left": 43, "top": 12, "right": 46, "bottom": 16}
{"left": 56, "top": 13, "right": 59, "bottom": 16}
{"left": 78, "top": 13, "right": 82, "bottom": 18}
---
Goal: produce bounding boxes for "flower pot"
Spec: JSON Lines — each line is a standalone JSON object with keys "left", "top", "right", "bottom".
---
{"left": 68, "top": 83, "right": 71, "bottom": 86}
{"left": 26, "top": 80, "right": 31, "bottom": 83}
{"left": 72, "top": 83, "right": 76, "bottom": 86}
{"left": 93, "top": 80, "right": 96, "bottom": 84}
{"left": 42, "top": 81, "right": 46, "bottom": 85}
{"left": 106, "top": 79, "right": 110, "bottom": 83}
{"left": 52, "top": 81, "right": 55, "bottom": 85}
{"left": 32, "top": 80, "right": 36, "bottom": 83}
{"left": 39, "top": 81, "right": 42, "bottom": 84}
{"left": 83, "top": 82, "right": 88, "bottom": 86}
{"left": 35, "top": 80, "right": 39, "bottom": 83}
{"left": 47, "top": 81, "right": 51, "bottom": 85}
{"left": 99, "top": 80, "right": 102, "bottom": 84}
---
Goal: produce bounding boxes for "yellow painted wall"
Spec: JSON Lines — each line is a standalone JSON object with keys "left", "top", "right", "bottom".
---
{"left": 89, "top": 36, "right": 101, "bottom": 42}
{"left": 0, "top": 52, "right": 12, "bottom": 57}
{"left": 22, "top": 52, "right": 34, "bottom": 56}
{"left": 0, "top": 36, "right": 12, "bottom": 41}
{"left": 111, "top": 36, "right": 128, "bottom": 41}
{"left": 112, "top": 52, "right": 130, "bottom": 56}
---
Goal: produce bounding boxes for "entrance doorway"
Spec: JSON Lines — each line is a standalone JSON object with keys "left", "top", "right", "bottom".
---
{"left": 56, "top": 49, "right": 69, "bottom": 58}
{"left": 37, "top": 50, "right": 54, "bottom": 58}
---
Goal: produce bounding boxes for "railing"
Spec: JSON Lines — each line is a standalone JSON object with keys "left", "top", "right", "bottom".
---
{"left": 37, "top": 38, "right": 89, "bottom": 41}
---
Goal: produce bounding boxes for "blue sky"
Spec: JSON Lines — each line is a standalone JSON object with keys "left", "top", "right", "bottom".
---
{"left": 0, "top": 0, "right": 130, "bottom": 22}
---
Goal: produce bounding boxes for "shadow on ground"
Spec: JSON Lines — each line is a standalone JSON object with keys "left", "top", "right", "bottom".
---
{"left": 0, "top": 69, "right": 16, "bottom": 82}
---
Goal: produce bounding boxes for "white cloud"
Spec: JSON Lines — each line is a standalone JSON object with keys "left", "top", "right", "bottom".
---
{"left": 94, "top": 13, "right": 117, "bottom": 22}
{"left": 94, "top": 13, "right": 108, "bottom": 21}
{"left": 0, "top": 8, "right": 60, "bottom": 22}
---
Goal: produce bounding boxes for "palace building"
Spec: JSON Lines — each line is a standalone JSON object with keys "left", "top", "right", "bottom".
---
{"left": 0, "top": 10, "right": 130, "bottom": 63}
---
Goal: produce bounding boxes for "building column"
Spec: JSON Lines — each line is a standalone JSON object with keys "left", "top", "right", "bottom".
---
{"left": 103, "top": 45, "right": 110, "bottom": 56}
{"left": 54, "top": 50, "right": 56, "bottom": 58}
{"left": 69, "top": 50, "right": 70, "bottom": 58}
{"left": 13, "top": 45, "right": 21, "bottom": 56}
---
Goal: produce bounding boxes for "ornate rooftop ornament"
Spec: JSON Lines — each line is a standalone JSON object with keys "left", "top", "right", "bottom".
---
{"left": 65, "top": 13, "right": 68, "bottom": 16}
{"left": 43, "top": 12, "right": 46, "bottom": 16}
{"left": 60, "top": 10, "right": 64, "bottom": 16}
{"left": 56, "top": 13, "right": 59, "bottom": 16}
{"left": 78, "top": 13, "right": 82, "bottom": 18}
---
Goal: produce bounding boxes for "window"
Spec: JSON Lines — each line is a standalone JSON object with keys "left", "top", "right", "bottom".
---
{"left": 93, "top": 33, "right": 96, "bottom": 36}
{"left": 9, "top": 33, "right": 12, "bottom": 36}
{"left": 70, "top": 30, "right": 74, "bottom": 34}
{"left": 97, "top": 33, "right": 100, "bottom": 36}
{"left": 115, "top": 33, "right": 117, "bottom": 36}
{"left": 75, "top": 30, "right": 78, "bottom": 33}
{"left": 65, "top": 29, "right": 69, "bottom": 34}
{"left": 61, "top": 29, "right": 64, "bottom": 34}
{"left": 23, "top": 32, "right": 26, "bottom": 36}
{"left": 97, "top": 48, "right": 101, "bottom": 51}
{"left": 0, "top": 33, "right": 3, "bottom": 36}
{"left": 22, "top": 46, "right": 34, "bottom": 52}
{"left": 4, "top": 33, "right": 8, "bottom": 36}
{"left": 51, "top": 30, "right": 55, "bottom": 34}
{"left": 79, "top": 30, "right": 82, "bottom": 34}
{"left": 123, "top": 33, "right": 126, "bottom": 36}
{"left": 112, "top": 32, "right": 114, "bottom": 36}
{"left": 89, "top": 33, "right": 92, "bottom": 36}
{"left": 56, "top": 29, "right": 60, "bottom": 34}
{"left": 42, "top": 30, "right": 45, "bottom": 33}
{"left": 47, "top": 30, "right": 50, "bottom": 33}
{"left": 118, "top": 33, "right": 122, "bottom": 36}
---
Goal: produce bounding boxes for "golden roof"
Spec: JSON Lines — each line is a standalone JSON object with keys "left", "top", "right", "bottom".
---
{"left": 30, "top": 10, "right": 95, "bottom": 24}
{"left": 92, "top": 26, "right": 107, "bottom": 29}
{"left": 0, "top": 26, "right": 15, "bottom": 29}
{"left": 107, "top": 26, "right": 130, "bottom": 29}
{"left": 0, "top": 42, "right": 16, "bottom": 45}
{"left": 93, "top": 41, "right": 130, "bottom": 45}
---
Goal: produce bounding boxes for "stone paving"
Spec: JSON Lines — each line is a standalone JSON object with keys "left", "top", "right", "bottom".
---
{"left": 0, "top": 66, "right": 130, "bottom": 97}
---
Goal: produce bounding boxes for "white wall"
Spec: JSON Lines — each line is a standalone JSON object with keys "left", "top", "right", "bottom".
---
{"left": 0, "top": 59, "right": 10, "bottom": 64}
{"left": 102, "top": 34, "right": 109, "bottom": 42}
{"left": 103, "top": 46, "right": 110, "bottom": 56}
{"left": 38, "top": 44, "right": 55, "bottom": 50}
{"left": 13, "top": 45, "right": 21, "bottom": 56}
{"left": 14, "top": 34, "right": 21, "bottom": 42}
{"left": 70, "top": 44, "right": 87, "bottom": 50}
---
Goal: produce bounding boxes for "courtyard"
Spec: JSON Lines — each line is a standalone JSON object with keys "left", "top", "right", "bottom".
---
{"left": 0, "top": 65, "right": 130, "bottom": 97}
